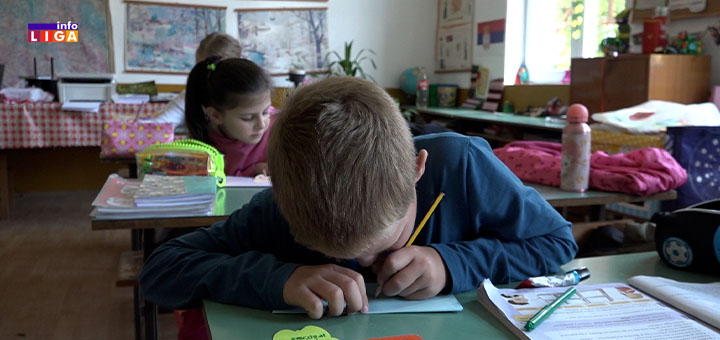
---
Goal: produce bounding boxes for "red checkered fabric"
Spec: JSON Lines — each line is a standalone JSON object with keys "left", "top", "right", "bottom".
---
{"left": 0, "top": 103, "right": 166, "bottom": 149}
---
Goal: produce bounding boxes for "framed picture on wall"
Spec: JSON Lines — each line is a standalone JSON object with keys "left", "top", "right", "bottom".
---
{"left": 236, "top": 8, "right": 328, "bottom": 75}
{"left": 0, "top": 0, "right": 113, "bottom": 85}
{"left": 124, "top": 1, "right": 226, "bottom": 74}
{"left": 436, "top": 0, "right": 474, "bottom": 72}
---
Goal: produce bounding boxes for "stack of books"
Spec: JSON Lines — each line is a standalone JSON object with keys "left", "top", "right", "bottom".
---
{"left": 92, "top": 174, "right": 216, "bottom": 219}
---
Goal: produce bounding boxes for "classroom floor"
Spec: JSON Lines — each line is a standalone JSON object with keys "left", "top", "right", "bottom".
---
{"left": 0, "top": 191, "right": 176, "bottom": 340}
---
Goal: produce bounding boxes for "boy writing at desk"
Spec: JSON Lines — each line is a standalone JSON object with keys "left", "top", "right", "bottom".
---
{"left": 139, "top": 77, "right": 578, "bottom": 319}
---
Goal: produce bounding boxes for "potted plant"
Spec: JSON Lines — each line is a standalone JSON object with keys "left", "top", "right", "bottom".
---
{"left": 324, "top": 41, "right": 377, "bottom": 81}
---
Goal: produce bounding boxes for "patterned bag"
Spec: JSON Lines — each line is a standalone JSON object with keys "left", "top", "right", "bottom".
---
{"left": 100, "top": 120, "right": 174, "bottom": 158}
{"left": 663, "top": 126, "right": 720, "bottom": 210}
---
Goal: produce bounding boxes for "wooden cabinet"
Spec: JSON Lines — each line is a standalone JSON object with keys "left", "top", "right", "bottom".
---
{"left": 570, "top": 54, "right": 711, "bottom": 114}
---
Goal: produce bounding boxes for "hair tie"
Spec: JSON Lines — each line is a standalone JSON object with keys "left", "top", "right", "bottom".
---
{"left": 207, "top": 63, "right": 216, "bottom": 71}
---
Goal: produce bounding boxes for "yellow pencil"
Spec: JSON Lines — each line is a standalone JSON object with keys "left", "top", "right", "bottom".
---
{"left": 406, "top": 192, "right": 445, "bottom": 247}
{"left": 374, "top": 192, "right": 445, "bottom": 297}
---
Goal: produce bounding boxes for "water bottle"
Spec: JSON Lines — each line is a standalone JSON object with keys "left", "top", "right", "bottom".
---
{"left": 415, "top": 67, "right": 429, "bottom": 109}
{"left": 560, "top": 104, "right": 591, "bottom": 192}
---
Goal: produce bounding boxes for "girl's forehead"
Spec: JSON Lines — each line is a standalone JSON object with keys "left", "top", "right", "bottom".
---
{"left": 227, "top": 92, "right": 271, "bottom": 114}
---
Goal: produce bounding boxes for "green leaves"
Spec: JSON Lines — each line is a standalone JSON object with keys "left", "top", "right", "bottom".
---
{"left": 324, "top": 40, "right": 377, "bottom": 81}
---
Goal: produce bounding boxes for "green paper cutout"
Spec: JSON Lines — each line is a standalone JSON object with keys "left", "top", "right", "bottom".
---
{"left": 272, "top": 325, "right": 338, "bottom": 340}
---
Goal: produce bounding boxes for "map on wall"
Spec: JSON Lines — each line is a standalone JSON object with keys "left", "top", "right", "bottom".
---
{"left": 436, "top": 0, "right": 474, "bottom": 72}
{"left": 237, "top": 8, "right": 328, "bottom": 75}
{"left": 0, "top": 0, "right": 111, "bottom": 88}
{"left": 125, "top": 3, "right": 226, "bottom": 74}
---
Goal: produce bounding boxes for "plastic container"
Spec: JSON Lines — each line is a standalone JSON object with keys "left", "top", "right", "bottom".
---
{"left": 560, "top": 104, "right": 591, "bottom": 192}
{"left": 415, "top": 67, "right": 429, "bottom": 109}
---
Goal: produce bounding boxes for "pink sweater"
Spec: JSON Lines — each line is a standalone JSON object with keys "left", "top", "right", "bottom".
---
{"left": 493, "top": 141, "right": 687, "bottom": 196}
{"left": 208, "top": 110, "right": 276, "bottom": 177}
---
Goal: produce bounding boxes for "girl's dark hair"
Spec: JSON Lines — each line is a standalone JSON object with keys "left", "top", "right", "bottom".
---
{"left": 185, "top": 56, "right": 272, "bottom": 142}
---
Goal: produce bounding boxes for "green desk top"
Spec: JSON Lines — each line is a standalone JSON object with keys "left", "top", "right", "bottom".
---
{"left": 204, "top": 252, "right": 718, "bottom": 340}
{"left": 416, "top": 107, "right": 566, "bottom": 132}
{"left": 91, "top": 183, "right": 676, "bottom": 230}
{"left": 528, "top": 183, "right": 677, "bottom": 208}
{"left": 90, "top": 186, "right": 267, "bottom": 230}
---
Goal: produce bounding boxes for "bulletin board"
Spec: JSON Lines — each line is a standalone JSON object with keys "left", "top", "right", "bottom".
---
{"left": 0, "top": 0, "right": 112, "bottom": 87}
{"left": 632, "top": 0, "right": 720, "bottom": 23}
{"left": 124, "top": 1, "right": 226, "bottom": 74}
{"left": 435, "top": 0, "right": 474, "bottom": 73}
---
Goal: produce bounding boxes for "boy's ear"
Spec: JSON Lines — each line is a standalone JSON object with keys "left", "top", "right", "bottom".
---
{"left": 415, "top": 149, "right": 428, "bottom": 183}
{"left": 205, "top": 106, "right": 223, "bottom": 125}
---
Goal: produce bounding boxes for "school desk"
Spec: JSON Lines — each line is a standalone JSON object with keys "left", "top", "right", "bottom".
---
{"left": 203, "top": 251, "right": 718, "bottom": 340}
{"left": 90, "top": 183, "right": 675, "bottom": 232}
{"left": 528, "top": 182, "right": 676, "bottom": 211}
{"left": 91, "top": 184, "right": 676, "bottom": 340}
{"left": 415, "top": 107, "right": 565, "bottom": 144}
{"left": 91, "top": 185, "right": 265, "bottom": 340}
{"left": 90, "top": 186, "right": 266, "bottom": 231}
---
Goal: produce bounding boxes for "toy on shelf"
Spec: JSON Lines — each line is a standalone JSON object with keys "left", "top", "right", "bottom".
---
{"left": 515, "top": 63, "right": 529, "bottom": 85}
{"left": 667, "top": 31, "right": 703, "bottom": 55}
{"left": 600, "top": 8, "right": 632, "bottom": 56}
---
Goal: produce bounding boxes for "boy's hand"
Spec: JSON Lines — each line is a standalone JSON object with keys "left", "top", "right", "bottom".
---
{"left": 254, "top": 162, "right": 269, "bottom": 176}
{"left": 374, "top": 246, "right": 447, "bottom": 299}
{"left": 283, "top": 264, "right": 369, "bottom": 319}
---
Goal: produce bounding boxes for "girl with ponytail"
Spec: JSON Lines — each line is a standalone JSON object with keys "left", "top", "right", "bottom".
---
{"left": 185, "top": 56, "right": 274, "bottom": 176}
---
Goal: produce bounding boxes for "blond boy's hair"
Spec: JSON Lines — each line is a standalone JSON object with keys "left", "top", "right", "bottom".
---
{"left": 195, "top": 32, "right": 243, "bottom": 63}
{"left": 268, "top": 77, "right": 416, "bottom": 258}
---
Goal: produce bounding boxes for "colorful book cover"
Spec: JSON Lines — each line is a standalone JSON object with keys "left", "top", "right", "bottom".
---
{"left": 92, "top": 174, "right": 141, "bottom": 209}
{"left": 133, "top": 175, "right": 216, "bottom": 202}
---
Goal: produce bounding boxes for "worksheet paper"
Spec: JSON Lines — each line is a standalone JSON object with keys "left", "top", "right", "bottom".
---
{"left": 224, "top": 176, "right": 272, "bottom": 188}
{"left": 477, "top": 279, "right": 720, "bottom": 340}
{"left": 628, "top": 275, "right": 720, "bottom": 330}
{"left": 273, "top": 283, "right": 463, "bottom": 314}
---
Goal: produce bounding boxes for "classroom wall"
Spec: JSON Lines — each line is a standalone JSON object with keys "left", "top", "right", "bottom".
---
{"left": 108, "top": 0, "right": 508, "bottom": 90}
{"left": 10, "top": 0, "right": 511, "bottom": 193}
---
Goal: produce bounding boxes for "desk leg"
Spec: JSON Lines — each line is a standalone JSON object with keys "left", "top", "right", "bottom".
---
{"left": 142, "top": 228, "right": 158, "bottom": 340}
{"left": 589, "top": 205, "right": 607, "bottom": 221}
{"left": 129, "top": 162, "right": 138, "bottom": 179}
{"left": 1, "top": 150, "right": 10, "bottom": 220}
{"left": 133, "top": 286, "right": 142, "bottom": 340}
{"left": 132, "top": 229, "right": 141, "bottom": 251}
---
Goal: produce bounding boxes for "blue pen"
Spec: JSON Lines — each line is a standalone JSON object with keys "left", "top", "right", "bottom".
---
{"left": 524, "top": 286, "right": 576, "bottom": 331}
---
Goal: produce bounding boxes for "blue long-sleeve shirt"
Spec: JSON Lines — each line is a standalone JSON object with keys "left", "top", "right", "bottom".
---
{"left": 139, "top": 132, "right": 577, "bottom": 309}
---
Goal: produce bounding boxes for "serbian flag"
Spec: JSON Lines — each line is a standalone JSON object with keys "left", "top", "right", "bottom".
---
{"left": 477, "top": 19, "right": 505, "bottom": 47}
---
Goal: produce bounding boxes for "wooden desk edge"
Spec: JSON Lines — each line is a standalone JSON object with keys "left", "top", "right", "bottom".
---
{"left": 91, "top": 215, "right": 228, "bottom": 230}
{"left": 416, "top": 108, "right": 564, "bottom": 132}
{"left": 547, "top": 190, "right": 677, "bottom": 208}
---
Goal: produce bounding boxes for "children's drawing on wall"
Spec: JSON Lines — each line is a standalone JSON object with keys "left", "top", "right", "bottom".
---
{"left": 435, "top": 0, "right": 473, "bottom": 72}
{"left": 0, "top": 0, "right": 111, "bottom": 87}
{"left": 477, "top": 19, "right": 506, "bottom": 50}
{"left": 237, "top": 8, "right": 328, "bottom": 75}
{"left": 125, "top": 3, "right": 225, "bottom": 73}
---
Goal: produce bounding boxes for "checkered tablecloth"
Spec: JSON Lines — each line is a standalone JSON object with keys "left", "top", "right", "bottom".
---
{"left": 0, "top": 102, "right": 166, "bottom": 149}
